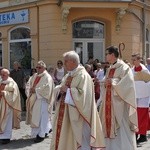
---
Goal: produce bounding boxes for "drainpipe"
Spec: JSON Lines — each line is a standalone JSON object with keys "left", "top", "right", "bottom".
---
{"left": 35, "top": 3, "right": 40, "bottom": 61}
{"left": 142, "top": 0, "right": 146, "bottom": 62}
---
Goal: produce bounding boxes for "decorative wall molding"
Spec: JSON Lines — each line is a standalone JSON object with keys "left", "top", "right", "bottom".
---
{"left": 116, "top": 8, "right": 127, "bottom": 31}
{"left": 62, "top": 7, "right": 70, "bottom": 34}
{"left": 9, "top": 0, "right": 38, "bottom": 6}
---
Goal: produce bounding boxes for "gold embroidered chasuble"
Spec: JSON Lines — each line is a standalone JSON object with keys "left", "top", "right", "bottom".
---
{"left": 50, "top": 65, "right": 105, "bottom": 150}
{"left": 0, "top": 77, "right": 21, "bottom": 133}
{"left": 100, "top": 59, "right": 138, "bottom": 138}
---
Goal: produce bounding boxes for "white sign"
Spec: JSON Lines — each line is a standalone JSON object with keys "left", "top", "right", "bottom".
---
{"left": 0, "top": 9, "right": 29, "bottom": 26}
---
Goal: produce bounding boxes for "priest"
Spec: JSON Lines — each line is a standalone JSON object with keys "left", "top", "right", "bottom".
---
{"left": 0, "top": 68, "right": 21, "bottom": 144}
{"left": 26, "top": 60, "right": 54, "bottom": 143}
{"left": 99, "top": 46, "right": 138, "bottom": 150}
{"left": 50, "top": 51, "right": 105, "bottom": 150}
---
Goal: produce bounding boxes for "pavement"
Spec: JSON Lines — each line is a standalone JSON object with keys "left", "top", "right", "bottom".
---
{"left": 0, "top": 112, "right": 150, "bottom": 150}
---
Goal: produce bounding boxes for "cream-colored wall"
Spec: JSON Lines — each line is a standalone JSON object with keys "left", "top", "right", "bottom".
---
{"left": 0, "top": 0, "right": 150, "bottom": 68}
{"left": 112, "top": 7, "right": 143, "bottom": 62}
{"left": 68, "top": 7, "right": 143, "bottom": 62}
{"left": 38, "top": 4, "right": 72, "bottom": 67}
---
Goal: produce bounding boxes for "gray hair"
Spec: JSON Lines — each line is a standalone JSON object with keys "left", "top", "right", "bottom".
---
{"left": 37, "top": 60, "right": 46, "bottom": 68}
{"left": 63, "top": 51, "right": 80, "bottom": 64}
{"left": 13, "top": 61, "right": 21, "bottom": 67}
{"left": 1, "top": 68, "right": 10, "bottom": 75}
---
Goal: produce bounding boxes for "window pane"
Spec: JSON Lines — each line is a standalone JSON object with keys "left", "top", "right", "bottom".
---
{"left": 0, "top": 44, "right": 2, "bottom": 66}
{"left": 146, "top": 29, "right": 149, "bottom": 42}
{"left": 87, "top": 42, "right": 104, "bottom": 62}
{"left": 10, "top": 42, "right": 31, "bottom": 69}
{"left": 10, "top": 28, "right": 30, "bottom": 40}
{"left": 0, "top": 32, "right": 2, "bottom": 41}
{"left": 146, "top": 43, "right": 150, "bottom": 58}
{"left": 73, "top": 21, "right": 104, "bottom": 39}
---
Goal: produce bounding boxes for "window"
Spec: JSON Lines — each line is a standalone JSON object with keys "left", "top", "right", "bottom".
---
{"left": 73, "top": 20, "right": 105, "bottom": 64}
{"left": 73, "top": 21, "right": 104, "bottom": 39}
{"left": 0, "top": 32, "right": 2, "bottom": 66}
{"left": 9, "top": 27, "right": 31, "bottom": 70}
{"left": 146, "top": 28, "right": 150, "bottom": 58}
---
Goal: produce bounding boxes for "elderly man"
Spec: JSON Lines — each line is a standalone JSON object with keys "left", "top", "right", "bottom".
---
{"left": 99, "top": 46, "right": 138, "bottom": 150}
{"left": 50, "top": 51, "right": 105, "bottom": 150}
{"left": 26, "top": 60, "right": 54, "bottom": 143}
{"left": 0, "top": 69, "right": 21, "bottom": 144}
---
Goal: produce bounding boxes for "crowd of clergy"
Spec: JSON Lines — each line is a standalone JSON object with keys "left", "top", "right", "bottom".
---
{"left": 0, "top": 47, "right": 150, "bottom": 150}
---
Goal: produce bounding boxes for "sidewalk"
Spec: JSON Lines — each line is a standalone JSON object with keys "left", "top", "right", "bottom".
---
{"left": 0, "top": 111, "right": 52, "bottom": 150}
{"left": 0, "top": 112, "right": 150, "bottom": 150}
{"left": 137, "top": 132, "right": 150, "bottom": 150}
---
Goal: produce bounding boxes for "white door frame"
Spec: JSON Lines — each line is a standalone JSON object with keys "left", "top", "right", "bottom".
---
{"left": 73, "top": 38, "right": 105, "bottom": 64}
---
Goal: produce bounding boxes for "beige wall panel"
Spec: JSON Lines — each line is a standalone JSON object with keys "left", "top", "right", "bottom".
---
{"left": 118, "top": 28, "right": 140, "bottom": 36}
{"left": 29, "top": 7, "right": 38, "bottom": 33}
{"left": 40, "top": 41, "right": 72, "bottom": 50}
{"left": 39, "top": 20, "right": 61, "bottom": 29}
{"left": 39, "top": 4, "right": 60, "bottom": 14}
{"left": 39, "top": 34, "right": 72, "bottom": 43}
{"left": 38, "top": 4, "right": 73, "bottom": 63}
{"left": 29, "top": 7, "right": 39, "bottom": 64}
{"left": 39, "top": 26, "right": 66, "bottom": 36}
{"left": 40, "top": 14, "right": 60, "bottom": 22}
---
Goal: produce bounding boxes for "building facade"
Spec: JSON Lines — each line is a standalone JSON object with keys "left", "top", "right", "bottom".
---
{"left": 0, "top": 0, "right": 150, "bottom": 71}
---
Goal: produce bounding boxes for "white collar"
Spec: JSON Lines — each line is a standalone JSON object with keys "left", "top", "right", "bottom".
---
{"left": 67, "top": 65, "right": 79, "bottom": 76}
{"left": 1, "top": 77, "right": 11, "bottom": 84}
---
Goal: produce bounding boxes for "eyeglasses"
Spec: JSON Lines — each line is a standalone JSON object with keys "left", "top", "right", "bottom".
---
{"left": 36, "top": 66, "right": 42, "bottom": 69}
{"left": 57, "top": 63, "right": 62, "bottom": 65}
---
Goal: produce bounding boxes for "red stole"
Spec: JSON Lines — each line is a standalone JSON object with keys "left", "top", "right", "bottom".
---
{"left": 27, "top": 76, "right": 41, "bottom": 110}
{"left": 0, "top": 83, "right": 6, "bottom": 99}
{"left": 134, "top": 65, "right": 142, "bottom": 72}
{"left": 32, "top": 76, "right": 41, "bottom": 88}
{"left": 105, "top": 68, "right": 115, "bottom": 138}
{"left": 29, "top": 76, "right": 41, "bottom": 97}
{"left": 55, "top": 76, "right": 73, "bottom": 150}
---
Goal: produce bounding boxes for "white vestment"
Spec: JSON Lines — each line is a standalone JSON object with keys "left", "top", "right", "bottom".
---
{"left": 65, "top": 88, "right": 94, "bottom": 150}
{"left": 105, "top": 106, "right": 136, "bottom": 150}
{"left": 31, "top": 98, "right": 52, "bottom": 138}
{"left": 26, "top": 71, "right": 54, "bottom": 138}
{"left": 0, "top": 108, "right": 13, "bottom": 139}
{"left": 132, "top": 64, "right": 150, "bottom": 108}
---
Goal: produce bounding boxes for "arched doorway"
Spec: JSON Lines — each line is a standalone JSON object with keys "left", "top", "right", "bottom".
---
{"left": 73, "top": 20, "right": 105, "bottom": 64}
{"left": 9, "top": 27, "right": 31, "bottom": 73}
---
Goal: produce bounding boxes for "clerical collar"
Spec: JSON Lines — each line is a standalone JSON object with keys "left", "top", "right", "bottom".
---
{"left": 68, "top": 65, "right": 79, "bottom": 76}
{"left": 1, "top": 78, "right": 10, "bottom": 84}
{"left": 37, "top": 70, "right": 46, "bottom": 77}
{"left": 112, "top": 61, "right": 117, "bottom": 65}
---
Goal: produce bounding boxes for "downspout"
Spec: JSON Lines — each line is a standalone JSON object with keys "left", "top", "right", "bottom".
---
{"left": 36, "top": 3, "right": 40, "bottom": 61}
{"left": 142, "top": 0, "right": 146, "bottom": 62}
